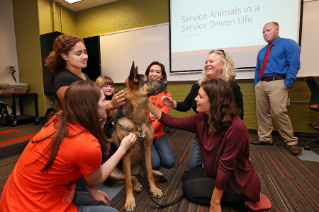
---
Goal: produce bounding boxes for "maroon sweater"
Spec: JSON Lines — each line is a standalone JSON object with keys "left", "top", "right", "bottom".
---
{"left": 160, "top": 113, "right": 261, "bottom": 202}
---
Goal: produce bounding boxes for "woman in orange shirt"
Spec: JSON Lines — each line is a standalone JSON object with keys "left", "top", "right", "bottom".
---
{"left": 0, "top": 81, "right": 136, "bottom": 212}
{"left": 145, "top": 61, "right": 174, "bottom": 170}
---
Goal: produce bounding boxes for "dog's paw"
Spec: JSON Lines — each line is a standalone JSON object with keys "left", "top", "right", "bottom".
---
{"left": 133, "top": 182, "right": 143, "bottom": 193}
{"left": 150, "top": 187, "right": 163, "bottom": 198}
{"left": 124, "top": 197, "right": 136, "bottom": 211}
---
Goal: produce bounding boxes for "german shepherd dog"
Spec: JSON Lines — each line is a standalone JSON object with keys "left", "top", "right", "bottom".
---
{"left": 110, "top": 62, "right": 167, "bottom": 211}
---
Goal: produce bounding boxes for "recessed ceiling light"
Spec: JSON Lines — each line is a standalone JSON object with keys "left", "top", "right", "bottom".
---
{"left": 65, "top": 0, "right": 82, "bottom": 4}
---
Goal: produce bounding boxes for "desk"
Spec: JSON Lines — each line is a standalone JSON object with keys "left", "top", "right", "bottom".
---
{"left": 0, "top": 92, "right": 39, "bottom": 126}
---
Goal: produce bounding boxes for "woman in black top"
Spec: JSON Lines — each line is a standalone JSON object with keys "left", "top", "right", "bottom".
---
{"left": 162, "top": 49, "right": 244, "bottom": 170}
{"left": 45, "top": 34, "right": 126, "bottom": 110}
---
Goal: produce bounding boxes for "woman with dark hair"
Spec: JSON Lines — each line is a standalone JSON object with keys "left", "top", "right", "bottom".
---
{"left": 0, "top": 81, "right": 136, "bottom": 212}
{"left": 162, "top": 50, "right": 244, "bottom": 170}
{"left": 148, "top": 79, "right": 265, "bottom": 212}
{"left": 145, "top": 61, "right": 174, "bottom": 169}
{"left": 45, "top": 34, "right": 126, "bottom": 109}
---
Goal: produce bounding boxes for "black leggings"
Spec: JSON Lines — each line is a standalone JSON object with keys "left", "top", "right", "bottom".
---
{"left": 182, "top": 168, "right": 251, "bottom": 206}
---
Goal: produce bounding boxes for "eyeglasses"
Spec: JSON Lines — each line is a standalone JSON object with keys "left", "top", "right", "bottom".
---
{"left": 215, "top": 49, "right": 226, "bottom": 58}
{"left": 102, "top": 85, "right": 114, "bottom": 89}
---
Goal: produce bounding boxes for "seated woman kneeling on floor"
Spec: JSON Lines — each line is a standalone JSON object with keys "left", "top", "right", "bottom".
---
{"left": 0, "top": 81, "right": 136, "bottom": 212}
{"left": 148, "top": 78, "right": 270, "bottom": 212}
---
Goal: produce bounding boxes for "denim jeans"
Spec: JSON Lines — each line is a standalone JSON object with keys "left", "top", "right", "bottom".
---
{"left": 151, "top": 135, "right": 175, "bottom": 170}
{"left": 73, "top": 191, "right": 118, "bottom": 212}
{"left": 188, "top": 134, "right": 203, "bottom": 170}
{"left": 76, "top": 177, "right": 88, "bottom": 192}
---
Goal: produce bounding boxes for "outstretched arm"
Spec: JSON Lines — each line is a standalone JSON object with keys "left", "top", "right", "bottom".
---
{"left": 148, "top": 101, "right": 162, "bottom": 120}
{"left": 84, "top": 133, "right": 136, "bottom": 186}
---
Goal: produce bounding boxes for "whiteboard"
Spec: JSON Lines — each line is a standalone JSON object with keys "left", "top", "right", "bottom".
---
{"left": 298, "top": 1, "right": 319, "bottom": 77}
{"left": 100, "top": 23, "right": 254, "bottom": 83}
{"left": 100, "top": 23, "right": 181, "bottom": 83}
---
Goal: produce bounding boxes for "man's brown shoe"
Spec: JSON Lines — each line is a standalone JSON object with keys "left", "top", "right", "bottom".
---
{"left": 288, "top": 144, "right": 302, "bottom": 155}
{"left": 250, "top": 140, "right": 273, "bottom": 146}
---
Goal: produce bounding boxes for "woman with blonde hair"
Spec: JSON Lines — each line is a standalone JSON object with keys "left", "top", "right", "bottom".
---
{"left": 162, "top": 50, "right": 243, "bottom": 170}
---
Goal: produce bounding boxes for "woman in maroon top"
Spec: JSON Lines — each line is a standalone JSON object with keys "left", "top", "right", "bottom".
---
{"left": 148, "top": 78, "right": 262, "bottom": 212}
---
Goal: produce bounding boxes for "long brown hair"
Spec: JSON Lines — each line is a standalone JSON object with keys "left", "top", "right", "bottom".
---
{"left": 32, "top": 81, "right": 109, "bottom": 172}
{"left": 45, "top": 34, "right": 84, "bottom": 76}
{"left": 145, "top": 61, "right": 167, "bottom": 81}
{"left": 201, "top": 78, "right": 239, "bottom": 134}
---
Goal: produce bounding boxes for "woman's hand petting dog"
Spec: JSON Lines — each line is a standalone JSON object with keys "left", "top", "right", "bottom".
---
{"left": 119, "top": 133, "right": 137, "bottom": 153}
{"left": 161, "top": 96, "right": 177, "bottom": 109}
{"left": 107, "top": 90, "right": 127, "bottom": 111}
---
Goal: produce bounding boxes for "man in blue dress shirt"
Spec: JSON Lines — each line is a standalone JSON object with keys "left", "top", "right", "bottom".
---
{"left": 251, "top": 22, "right": 302, "bottom": 155}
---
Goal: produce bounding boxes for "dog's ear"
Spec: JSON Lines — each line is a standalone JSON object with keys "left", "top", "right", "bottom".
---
{"left": 127, "top": 61, "right": 140, "bottom": 89}
{"left": 129, "top": 61, "right": 139, "bottom": 83}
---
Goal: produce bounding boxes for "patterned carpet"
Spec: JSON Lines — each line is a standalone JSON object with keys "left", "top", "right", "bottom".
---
{"left": 0, "top": 123, "right": 43, "bottom": 150}
{"left": 1, "top": 124, "right": 319, "bottom": 212}
{"left": 111, "top": 130, "right": 319, "bottom": 212}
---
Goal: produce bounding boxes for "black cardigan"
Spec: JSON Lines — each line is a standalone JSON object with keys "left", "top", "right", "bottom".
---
{"left": 175, "top": 81, "right": 244, "bottom": 120}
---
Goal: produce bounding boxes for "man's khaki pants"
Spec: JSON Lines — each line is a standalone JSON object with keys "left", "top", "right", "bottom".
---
{"left": 255, "top": 79, "right": 298, "bottom": 146}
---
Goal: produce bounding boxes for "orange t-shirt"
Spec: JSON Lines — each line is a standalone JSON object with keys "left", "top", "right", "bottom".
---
{"left": 0, "top": 118, "right": 102, "bottom": 212}
{"left": 147, "top": 91, "right": 171, "bottom": 139}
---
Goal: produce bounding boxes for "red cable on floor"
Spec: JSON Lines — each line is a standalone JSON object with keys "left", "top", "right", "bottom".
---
{"left": 0, "top": 134, "right": 36, "bottom": 147}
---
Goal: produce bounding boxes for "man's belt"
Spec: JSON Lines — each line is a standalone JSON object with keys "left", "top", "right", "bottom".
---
{"left": 260, "top": 76, "right": 286, "bottom": 82}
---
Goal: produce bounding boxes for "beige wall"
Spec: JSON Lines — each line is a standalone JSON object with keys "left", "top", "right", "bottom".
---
{"left": 38, "top": 0, "right": 77, "bottom": 35}
{"left": 75, "top": 0, "right": 169, "bottom": 38}
{"left": 12, "top": 0, "right": 43, "bottom": 115}
{"left": 0, "top": 0, "right": 19, "bottom": 84}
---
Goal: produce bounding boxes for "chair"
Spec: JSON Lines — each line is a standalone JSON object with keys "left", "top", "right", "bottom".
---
{"left": 297, "top": 77, "right": 319, "bottom": 150}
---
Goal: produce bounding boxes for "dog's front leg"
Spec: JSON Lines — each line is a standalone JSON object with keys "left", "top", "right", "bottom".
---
{"left": 145, "top": 143, "right": 163, "bottom": 198}
{"left": 123, "top": 155, "right": 135, "bottom": 211}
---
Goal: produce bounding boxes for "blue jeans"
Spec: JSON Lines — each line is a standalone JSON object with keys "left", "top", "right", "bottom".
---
{"left": 151, "top": 135, "right": 175, "bottom": 170}
{"left": 73, "top": 191, "right": 118, "bottom": 212}
{"left": 188, "top": 134, "right": 203, "bottom": 170}
{"left": 76, "top": 177, "right": 88, "bottom": 192}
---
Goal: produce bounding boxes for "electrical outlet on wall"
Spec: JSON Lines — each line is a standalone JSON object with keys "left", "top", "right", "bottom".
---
{"left": 5, "top": 66, "right": 15, "bottom": 74}
{"left": 50, "top": 100, "right": 54, "bottom": 105}
{"left": 286, "top": 98, "right": 290, "bottom": 107}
